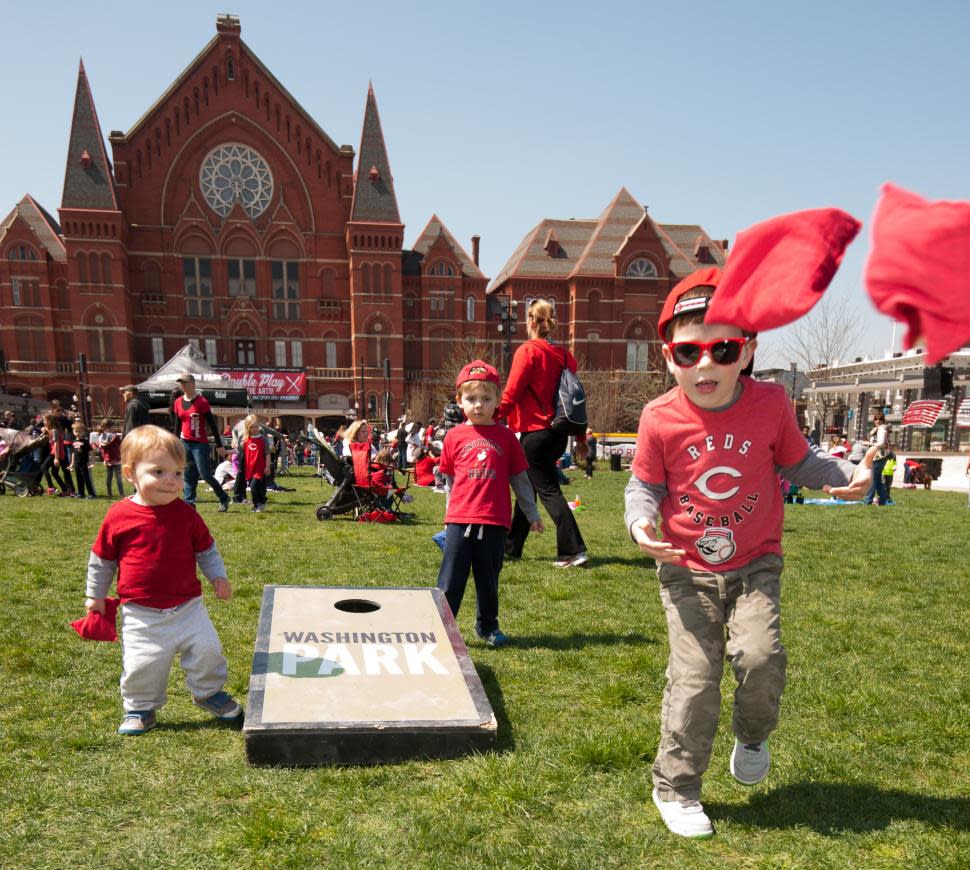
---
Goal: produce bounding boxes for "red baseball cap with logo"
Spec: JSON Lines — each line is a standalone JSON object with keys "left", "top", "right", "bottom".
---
{"left": 456, "top": 360, "right": 500, "bottom": 389}
{"left": 657, "top": 267, "right": 722, "bottom": 340}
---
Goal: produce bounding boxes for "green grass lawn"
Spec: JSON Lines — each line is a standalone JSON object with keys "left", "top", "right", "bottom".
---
{"left": 1, "top": 468, "right": 967, "bottom": 868}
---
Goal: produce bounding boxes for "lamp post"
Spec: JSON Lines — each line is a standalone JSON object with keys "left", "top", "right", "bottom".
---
{"left": 496, "top": 294, "right": 518, "bottom": 374}
{"left": 789, "top": 362, "right": 797, "bottom": 409}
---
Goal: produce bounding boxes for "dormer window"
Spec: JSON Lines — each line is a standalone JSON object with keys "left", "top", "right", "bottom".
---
{"left": 626, "top": 257, "right": 658, "bottom": 278}
{"left": 428, "top": 261, "right": 455, "bottom": 277}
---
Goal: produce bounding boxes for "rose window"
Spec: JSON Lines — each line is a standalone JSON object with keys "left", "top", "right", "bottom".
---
{"left": 199, "top": 144, "right": 273, "bottom": 218}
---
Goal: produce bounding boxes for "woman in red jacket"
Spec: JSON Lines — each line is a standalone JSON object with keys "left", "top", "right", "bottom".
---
{"left": 497, "top": 300, "right": 588, "bottom": 567}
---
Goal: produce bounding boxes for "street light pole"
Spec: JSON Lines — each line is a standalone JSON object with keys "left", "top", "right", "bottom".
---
{"left": 496, "top": 294, "right": 518, "bottom": 374}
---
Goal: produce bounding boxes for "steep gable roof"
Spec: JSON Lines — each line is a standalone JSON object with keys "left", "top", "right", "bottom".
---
{"left": 411, "top": 215, "right": 484, "bottom": 278}
{"left": 569, "top": 187, "right": 646, "bottom": 277}
{"left": 61, "top": 60, "right": 118, "bottom": 211}
{"left": 1, "top": 195, "right": 66, "bottom": 262}
{"left": 489, "top": 190, "right": 727, "bottom": 291}
{"left": 350, "top": 84, "right": 401, "bottom": 224}
{"left": 124, "top": 31, "right": 344, "bottom": 156}
{"left": 487, "top": 217, "right": 598, "bottom": 292}
{"left": 654, "top": 224, "right": 727, "bottom": 277}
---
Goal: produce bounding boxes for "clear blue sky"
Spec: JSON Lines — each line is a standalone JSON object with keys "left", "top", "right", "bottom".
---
{"left": 4, "top": 0, "right": 968, "bottom": 366}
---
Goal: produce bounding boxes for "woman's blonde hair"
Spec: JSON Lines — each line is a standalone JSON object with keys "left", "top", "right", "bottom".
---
{"left": 120, "top": 424, "right": 185, "bottom": 470}
{"left": 345, "top": 419, "right": 369, "bottom": 443}
{"left": 527, "top": 299, "right": 557, "bottom": 339}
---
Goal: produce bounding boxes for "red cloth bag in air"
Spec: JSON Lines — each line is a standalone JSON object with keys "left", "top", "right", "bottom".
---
{"left": 704, "top": 208, "right": 861, "bottom": 333}
{"left": 865, "top": 183, "right": 970, "bottom": 364}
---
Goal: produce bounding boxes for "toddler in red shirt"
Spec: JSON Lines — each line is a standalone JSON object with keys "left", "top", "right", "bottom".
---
{"left": 85, "top": 425, "right": 241, "bottom": 735}
{"left": 435, "top": 361, "right": 544, "bottom": 648}
{"left": 241, "top": 414, "right": 270, "bottom": 513}
{"left": 624, "top": 270, "right": 875, "bottom": 838}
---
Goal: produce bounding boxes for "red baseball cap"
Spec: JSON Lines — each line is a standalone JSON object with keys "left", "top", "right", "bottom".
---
{"left": 456, "top": 360, "right": 500, "bottom": 389}
{"left": 657, "top": 267, "right": 722, "bottom": 340}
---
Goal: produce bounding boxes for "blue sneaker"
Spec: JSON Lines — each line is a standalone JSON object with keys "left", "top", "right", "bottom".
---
{"left": 118, "top": 711, "right": 156, "bottom": 735}
{"left": 476, "top": 629, "right": 510, "bottom": 648}
{"left": 193, "top": 691, "right": 242, "bottom": 720}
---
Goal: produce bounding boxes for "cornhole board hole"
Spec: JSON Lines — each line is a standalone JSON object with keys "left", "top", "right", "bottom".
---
{"left": 244, "top": 585, "right": 497, "bottom": 766}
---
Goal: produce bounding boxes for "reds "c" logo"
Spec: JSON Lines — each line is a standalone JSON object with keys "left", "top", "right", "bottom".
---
{"left": 694, "top": 466, "right": 741, "bottom": 500}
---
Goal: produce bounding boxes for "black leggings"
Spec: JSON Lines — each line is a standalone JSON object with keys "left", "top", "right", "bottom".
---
{"left": 40, "top": 455, "right": 73, "bottom": 493}
{"left": 508, "top": 429, "right": 586, "bottom": 559}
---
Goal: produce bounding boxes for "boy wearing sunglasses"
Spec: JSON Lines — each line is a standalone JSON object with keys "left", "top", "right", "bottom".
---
{"left": 624, "top": 267, "right": 874, "bottom": 838}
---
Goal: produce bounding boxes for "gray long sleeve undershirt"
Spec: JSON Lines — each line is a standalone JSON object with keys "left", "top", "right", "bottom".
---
{"left": 623, "top": 445, "right": 856, "bottom": 538}
{"left": 86, "top": 543, "right": 228, "bottom": 599}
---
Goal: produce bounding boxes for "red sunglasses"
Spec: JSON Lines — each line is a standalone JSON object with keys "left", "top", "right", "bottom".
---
{"left": 666, "top": 337, "right": 748, "bottom": 367}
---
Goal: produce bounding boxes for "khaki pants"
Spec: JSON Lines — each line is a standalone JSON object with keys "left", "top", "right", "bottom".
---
{"left": 653, "top": 553, "right": 787, "bottom": 801}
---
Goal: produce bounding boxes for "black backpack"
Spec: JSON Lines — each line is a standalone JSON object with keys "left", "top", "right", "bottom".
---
{"left": 550, "top": 366, "right": 588, "bottom": 435}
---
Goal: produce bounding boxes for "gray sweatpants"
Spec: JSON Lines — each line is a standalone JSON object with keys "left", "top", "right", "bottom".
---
{"left": 120, "top": 596, "right": 228, "bottom": 712}
{"left": 653, "top": 553, "right": 787, "bottom": 801}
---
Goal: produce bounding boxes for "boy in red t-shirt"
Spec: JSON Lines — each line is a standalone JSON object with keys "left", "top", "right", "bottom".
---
{"left": 436, "top": 361, "right": 544, "bottom": 648}
{"left": 624, "top": 270, "right": 875, "bottom": 839}
{"left": 85, "top": 425, "right": 241, "bottom": 735}
{"left": 241, "top": 414, "right": 270, "bottom": 513}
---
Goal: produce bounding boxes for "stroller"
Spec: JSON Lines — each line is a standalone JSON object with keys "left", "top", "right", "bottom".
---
{"left": 0, "top": 427, "right": 49, "bottom": 496}
{"left": 308, "top": 427, "right": 410, "bottom": 522}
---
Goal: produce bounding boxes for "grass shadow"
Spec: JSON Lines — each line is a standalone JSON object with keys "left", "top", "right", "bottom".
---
{"left": 709, "top": 782, "right": 970, "bottom": 834}
{"left": 473, "top": 661, "right": 515, "bottom": 753}
{"left": 158, "top": 715, "right": 245, "bottom": 733}
{"left": 511, "top": 632, "right": 656, "bottom": 651}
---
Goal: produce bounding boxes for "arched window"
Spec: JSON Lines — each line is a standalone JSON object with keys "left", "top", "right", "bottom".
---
{"left": 363, "top": 317, "right": 390, "bottom": 368}
{"left": 320, "top": 267, "right": 336, "bottom": 298}
{"left": 83, "top": 308, "right": 116, "bottom": 363}
{"left": 88, "top": 252, "right": 100, "bottom": 285}
{"left": 403, "top": 333, "right": 420, "bottom": 371}
{"left": 625, "top": 320, "right": 656, "bottom": 371}
{"left": 362, "top": 262, "right": 371, "bottom": 293}
{"left": 625, "top": 257, "right": 658, "bottom": 278}
{"left": 383, "top": 263, "right": 393, "bottom": 297}
{"left": 7, "top": 244, "right": 38, "bottom": 260}
{"left": 77, "top": 252, "right": 88, "bottom": 284}
{"left": 428, "top": 261, "right": 455, "bottom": 277}
{"left": 465, "top": 295, "right": 475, "bottom": 322}
{"left": 101, "top": 253, "right": 111, "bottom": 286}
{"left": 142, "top": 261, "right": 162, "bottom": 301}
{"left": 587, "top": 290, "right": 601, "bottom": 322}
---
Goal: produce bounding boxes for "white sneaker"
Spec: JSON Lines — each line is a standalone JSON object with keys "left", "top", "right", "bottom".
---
{"left": 553, "top": 551, "right": 589, "bottom": 568}
{"left": 652, "top": 788, "right": 713, "bottom": 839}
{"left": 730, "top": 738, "right": 770, "bottom": 785}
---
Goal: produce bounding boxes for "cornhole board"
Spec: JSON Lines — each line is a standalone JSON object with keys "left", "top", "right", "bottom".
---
{"left": 244, "top": 585, "right": 497, "bottom": 766}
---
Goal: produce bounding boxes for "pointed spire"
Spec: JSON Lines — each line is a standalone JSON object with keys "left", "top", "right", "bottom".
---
{"left": 61, "top": 59, "right": 117, "bottom": 210}
{"left": 350, "top": 83, "right": 400, "bottom": 223}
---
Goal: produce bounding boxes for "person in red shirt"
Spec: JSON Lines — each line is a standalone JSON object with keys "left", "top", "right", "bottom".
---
{"left": 624, "top": 269, "right": 875, "bottom": 839}
{"left": 171, "top": 373, "right": 229, "bottom": 511}
{"left": 413, "top": 450, "right": 437, "bottom": 487}
{"left": 85, "top": 425, "right": 241, "bottom": 735}
{"left": 436, "top": 361, "right": 543, "bottom": 648}
{"left": 497, "top": 299, "right": 588, "bottom": 568}
{"left": 241, "top": 414, "right": 270, "bottom": 513}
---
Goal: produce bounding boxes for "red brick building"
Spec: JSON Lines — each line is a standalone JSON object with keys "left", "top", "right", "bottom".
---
{"left": 0, "top": 15, "right": 724, "bottom": 426}
{"left": 487, "top": 187, "right": 727, "bottom": 373}
{"left": 0, "top": 14, "right": 487, "bottom": 424}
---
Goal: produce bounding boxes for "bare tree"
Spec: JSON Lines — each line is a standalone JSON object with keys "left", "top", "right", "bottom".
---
{"left": 787, "top": 296, "right": 864, "bottom": 430}
{"left": 404, "top": 337, "right": 503, "bottom": 422}
{"left": 582, "top": 368, "right": 667, "bottom": 432}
